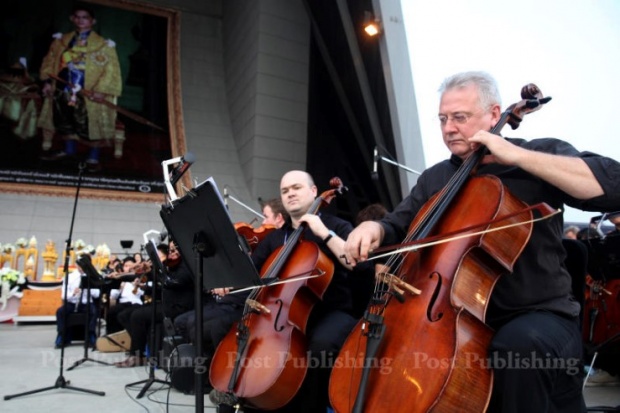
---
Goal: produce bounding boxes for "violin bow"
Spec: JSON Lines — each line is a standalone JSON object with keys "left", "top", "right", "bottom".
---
{"left": 370, "top": 203, "right": 560, "bottom": 261}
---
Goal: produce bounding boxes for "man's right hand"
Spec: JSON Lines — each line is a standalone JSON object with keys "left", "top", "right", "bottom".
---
{"left": 212, "top": 287, "right": 231, "bottom": 297}
{"left": 344, "top": 221, "right": 384, "bottom": 265}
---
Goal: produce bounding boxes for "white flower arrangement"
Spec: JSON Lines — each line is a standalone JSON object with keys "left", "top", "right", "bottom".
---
{"left": 1, "top": 243, "right": 14, "bottom": 254}
{"left": 15, "top": 238, "right": 28, "bottom": 248}
{"left": 0, "top": 268, "right": 26, "bottom": 310}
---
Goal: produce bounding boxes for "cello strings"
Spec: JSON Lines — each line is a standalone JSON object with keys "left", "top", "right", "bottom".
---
{"left": 370, "top": 151, "right": 480, "bottom": 307}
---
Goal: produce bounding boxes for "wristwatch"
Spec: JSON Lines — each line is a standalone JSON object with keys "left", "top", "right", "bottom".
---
{"left": 323, "top": 230, "right": 337, "bottom": 243}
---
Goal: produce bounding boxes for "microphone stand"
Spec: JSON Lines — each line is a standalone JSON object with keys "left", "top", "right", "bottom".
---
{"left": 4, "top": 163, "right": 105, "bottom": 401}
{"left": 377, "top": 155, "right": 422, "bottom": 176}
{"left": 127, "top": 239, "right": 170, "bottom": 399}
{"left": 224, "top": 188, "right": 265, "bottom": 220}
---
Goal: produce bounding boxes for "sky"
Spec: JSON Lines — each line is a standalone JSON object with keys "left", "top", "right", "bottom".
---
{"left": 400, "top": 0, "right": 620, "bottom": 224}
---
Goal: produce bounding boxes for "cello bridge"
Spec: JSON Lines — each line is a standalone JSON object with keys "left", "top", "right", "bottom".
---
{"left": 376, "top": 272, "right": 421, "bottom": 296}
{"left": 246, "top": 299, "right": 271, "bottom": 314}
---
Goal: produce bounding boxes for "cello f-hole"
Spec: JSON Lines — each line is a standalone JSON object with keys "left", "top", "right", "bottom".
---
{"left": 427, "top": 272, "right": 443, "bottom": 322}
{"left": 274, "top": 299, "right": 285, "bottom": 331}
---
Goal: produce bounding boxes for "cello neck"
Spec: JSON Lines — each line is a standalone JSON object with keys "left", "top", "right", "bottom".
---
{"left": 262, "top": 196, "right": 324, "bottom": 280}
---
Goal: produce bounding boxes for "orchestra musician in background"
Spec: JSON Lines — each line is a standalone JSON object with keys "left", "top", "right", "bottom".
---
{"left": 606, "top": 211, "right": 620, "bottom": 236}
{"left": 115, "top": 241, "right": 194, "bottom": 367}
{"left": 105, "top": 256, "right": 144, "bottom": 335}
{"left": 54, "top": 254, "right": 100, "bottom": 348}
{"left": 344, "top": 71, "right": 620, "bottom": 412}
{"left": 260, "top": 197, "right": 288, "bottom": 229}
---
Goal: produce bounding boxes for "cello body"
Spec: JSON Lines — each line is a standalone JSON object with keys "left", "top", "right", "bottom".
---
{"left": 211, "top": 178, "right": 346, "bottom": 410}
{"left": 329, "top": 176, "right": 533, "bottom": 412}
{"left": 210, "top": 240, "right": 334, "bottom": 409}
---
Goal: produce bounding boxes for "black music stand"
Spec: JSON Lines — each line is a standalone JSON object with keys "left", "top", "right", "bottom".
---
{"left": 126, "top": 239, "right": 171, "bottom": 399}
{"left": 160, "top": 178, "right": 260, "bottom": 413}
{"left": 4, "top": 163, "right": 105, "bottom": 401}
{"left": 67, "top": 254, "right": 111, "bottom": 370}
{"left": 160, "top": 178, "right": 261, "bottom": 291}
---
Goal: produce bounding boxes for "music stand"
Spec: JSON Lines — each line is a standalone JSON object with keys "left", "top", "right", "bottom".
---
{"left": 583, "top": 235, "right": 620, "bottom": 281}
{"left": 160, "top": 178, "right": 261, "bottom": 290}
{"left": 160, "top": 177, "right": 261, "bottom": 413}
{"left": 126, "top": 239, "right": 171, "bottom": 399}
{"left": 67, "top": 254, "right": 111, "bottom": 370}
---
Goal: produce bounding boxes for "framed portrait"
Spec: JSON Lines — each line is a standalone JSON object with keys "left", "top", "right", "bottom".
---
{"left": 0, "top": 0, "right": 185, "bottom": 202}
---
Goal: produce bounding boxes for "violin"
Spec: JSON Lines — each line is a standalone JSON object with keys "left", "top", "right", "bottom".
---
{"left": 330, "top": 85, "right": 552, "bottom": 413}
{"left": 106, "top": 261, "right": 150, "bottom": 295}
{"left": 106, "top": 261, "right": 150, "bottom": 280}
{"left": 234, "top": 222, "right": 276, "bottom": 252}
{"left": 210, "top": 178, "right": 347, "bottom": 410}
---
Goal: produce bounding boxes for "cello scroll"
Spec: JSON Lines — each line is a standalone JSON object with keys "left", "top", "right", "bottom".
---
{"left": 504, "top": 83, "right": 552, "bottom": 130}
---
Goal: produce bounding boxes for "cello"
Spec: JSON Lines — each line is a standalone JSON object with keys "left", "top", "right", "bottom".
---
{"left": 329, "top": 85, "right": 553, "bottom": 412}
{"left": 210, "top": 178, "right": 347, "bottom": 410}
{"left": 583, "top": 275, "right": 620, "bottom": 347}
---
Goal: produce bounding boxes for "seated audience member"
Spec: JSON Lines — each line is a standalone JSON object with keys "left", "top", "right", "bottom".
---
{"left": 55, "top": 254, "right": 101, "bottom": 348}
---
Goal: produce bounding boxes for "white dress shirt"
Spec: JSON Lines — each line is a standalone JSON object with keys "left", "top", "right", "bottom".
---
{"left": 61, "top": 268, "right": 100, "bottom": 304}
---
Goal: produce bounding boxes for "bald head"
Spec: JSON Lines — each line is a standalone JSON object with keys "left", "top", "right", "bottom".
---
{"left": 279, "top": 170, "right": 317, "bottom": 219}
{"left": 281, "top": 170, "right": 314, "bottom": 188}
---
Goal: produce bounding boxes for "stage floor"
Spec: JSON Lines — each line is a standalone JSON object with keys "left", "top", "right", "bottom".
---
{"left": 0, "top": 322, "right": 618, "bottom": 413}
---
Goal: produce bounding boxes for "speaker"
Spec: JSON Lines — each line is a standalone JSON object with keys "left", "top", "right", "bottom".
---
{"left": 162, "top": 335, "right": 184, "bottom": 373}
{"left": 168, "top": 343, "right": 195, "bottom": 394}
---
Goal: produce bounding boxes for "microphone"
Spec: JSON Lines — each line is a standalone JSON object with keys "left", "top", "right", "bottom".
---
{"left": 371, "top": 146, "right": 379, "bottom": 181}
{"left": 224, "top": 186, "right": 229, "bottom": 208}
{"left": 169, "top": 152, "right": 195, "bottom": 186}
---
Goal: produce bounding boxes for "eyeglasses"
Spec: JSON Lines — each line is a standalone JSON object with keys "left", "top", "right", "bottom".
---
{"left": 438, "top": 111, "right": 480, "bottom": 126}
{"left": 169, "top": 248, "right": 178, "bottom": 253}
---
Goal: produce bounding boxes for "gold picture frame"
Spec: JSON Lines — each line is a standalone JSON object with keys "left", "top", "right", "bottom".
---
{"left": 0, "top": 0, "right": 186, "bottom": 202}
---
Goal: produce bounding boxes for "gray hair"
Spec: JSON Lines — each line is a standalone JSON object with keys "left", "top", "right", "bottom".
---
{"left": 438, "top": 71, "right": 502, "bottom": 110}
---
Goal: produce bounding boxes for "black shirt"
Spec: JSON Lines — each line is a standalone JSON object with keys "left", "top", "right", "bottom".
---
{"left": 162, "top": 260, "right": 195, "bottom": 319}
{"left": 380, "top": 137, "right": 620, "bottom": 327}
{"left": 245, "top": 213, "right": 356, "bottom": 314}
